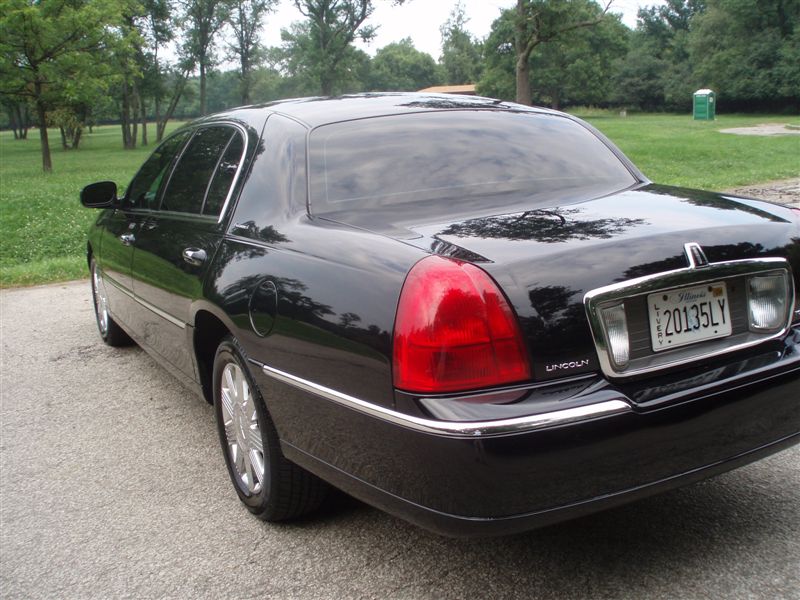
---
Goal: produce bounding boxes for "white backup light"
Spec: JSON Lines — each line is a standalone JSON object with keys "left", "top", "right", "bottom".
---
{"left": 601, "top": 303, "right": 630, "bottom": 368}
{"left": 747, "top": 273, "right": 789, "bottom": 332}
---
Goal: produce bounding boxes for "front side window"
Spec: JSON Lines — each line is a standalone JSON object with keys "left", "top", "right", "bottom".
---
{"left": 160, "top": 127, "right": 236, "bottom": 215}
{"left": 125, "top": 131, "right": 191, "bottom": 210}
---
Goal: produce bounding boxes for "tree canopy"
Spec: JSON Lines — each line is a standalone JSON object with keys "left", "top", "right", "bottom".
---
{"left": 368, "top": 38, "right": 439, "bottom": 91}
{"left": 480, "top": 2, "right": 627, "bottom": 108}
{"left": 1, "top": 0, "right": 798, "bottom": 173}
{"left": 0, "top": 0, "right": 123, "bottom": 170}
{"left": 439, "top": 1, "right": 483, "bottom": 85}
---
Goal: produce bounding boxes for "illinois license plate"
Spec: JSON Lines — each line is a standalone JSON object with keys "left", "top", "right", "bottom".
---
{"left": 648, "top": 282, "right": 732, "bottom": 352}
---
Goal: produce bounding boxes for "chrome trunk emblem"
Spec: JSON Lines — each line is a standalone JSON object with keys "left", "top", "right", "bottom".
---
{"left": 684, "top": 243, "right": 709, "bottom": 269}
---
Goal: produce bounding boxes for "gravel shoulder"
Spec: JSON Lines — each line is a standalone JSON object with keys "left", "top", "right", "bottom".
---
{"left": 719, "top": 124, "right": 800, "bottom": 136}
{"left": 2, "top": 282, "right": 800, "bottom": 599}
{"left": 726, "top": 178, "right": 800, "bottom": 209}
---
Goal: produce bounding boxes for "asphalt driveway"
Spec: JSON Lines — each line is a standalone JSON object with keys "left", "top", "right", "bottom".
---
{"left": 1, "top": 280, "right": 799, "bottom": 599}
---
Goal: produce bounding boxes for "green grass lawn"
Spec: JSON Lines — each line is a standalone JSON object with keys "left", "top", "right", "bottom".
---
{"left": 580, "top": 113, "right": 800, "bottom": 189}
{"left": 0, "top": 123, "right": 183, "bottom": 287}
{"left": 1, "top": 114, "right": 799, "bottom": 287}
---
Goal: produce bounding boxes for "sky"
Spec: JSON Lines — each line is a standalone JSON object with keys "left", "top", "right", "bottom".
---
{"left": 260, "top": 0, "right": 666, "bottom": 60}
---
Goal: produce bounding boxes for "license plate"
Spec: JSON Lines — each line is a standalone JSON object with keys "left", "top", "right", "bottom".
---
{"left": 648, "top": 282, "right": 732, "bottom": 352}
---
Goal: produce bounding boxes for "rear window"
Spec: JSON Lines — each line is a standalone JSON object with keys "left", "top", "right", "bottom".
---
{"left": 308, "top": 111, "right": 636, "bottom": 216}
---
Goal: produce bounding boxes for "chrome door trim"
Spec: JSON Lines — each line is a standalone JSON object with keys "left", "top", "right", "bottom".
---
{"left": 104, "top": 275, "right": 186, "bottom": 329}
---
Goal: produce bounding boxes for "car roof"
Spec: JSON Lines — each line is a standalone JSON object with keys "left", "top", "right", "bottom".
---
{"left": 201, "top": 92, "right": 562, "bottom": 130}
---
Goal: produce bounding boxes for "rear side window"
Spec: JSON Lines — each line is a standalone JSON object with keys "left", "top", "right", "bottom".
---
{"left": 125, "top": 131, "right": 191, "bottom": 209}
{"left": 308, "top": 111, "right": 636, "bottom": 216}
{"left": 203, "top": 132, "right": 245, "bottom": 217}
{"left": 161, "top": 127, "right": 235, "bottom": 215}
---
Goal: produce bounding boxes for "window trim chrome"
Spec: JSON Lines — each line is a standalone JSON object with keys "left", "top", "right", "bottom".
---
{"left": 252, "top": 361, "right": 631, "bottom": 438}
{"left": 584, "top": 257, "right": 795, "bottom": 379}
{"left": 126, "top": 122, "right": 249, "bottom": 224}
{"left": 212, "top": 123, "right": 249, "bottom": 224}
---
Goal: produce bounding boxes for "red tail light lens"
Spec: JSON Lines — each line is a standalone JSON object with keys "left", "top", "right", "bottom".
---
{"left": 393, "top": 256, "right": 531, "bottom": 393}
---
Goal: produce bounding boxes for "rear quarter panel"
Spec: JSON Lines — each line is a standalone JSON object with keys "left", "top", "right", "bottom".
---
{"left": 205, "top": 220, "right": 422, "bottom": 409}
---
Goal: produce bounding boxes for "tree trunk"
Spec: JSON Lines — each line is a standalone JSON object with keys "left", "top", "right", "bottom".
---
{"left": 34, "top": 84, "right": 52, "bottom": 172}
{"left": 200, "top": 60, "right": 207, "bottom": 116}
{"left": 130, "top": 80, "right": 139, "bottom": 147}
{"left": 321, "top": 71, "right": 334, "bottom": 96}
{"left": 153, "top": 44, "right": 163, "bottom": 141}
{"left": 515, "top": 56, "right": 532, "bottom": 105}
{"left": 72, "top": 126, "right": 83, "bottom": 149}
{"left": 514, "top": 0, "right": 533, "bottom": 106}
{"left": 20, "top": 104, "right": 29, "bottom": 139}
{"left": 71, "top": 106, "right": 87, "bottom": 149}
{"left": 121, "top": 80, "right": 131, "bottom": 149}
{"left": 59, "top": 126, "right": 68, "bottom": 150}
{"left": 240, "top": 53, "right": 251, "bottom": 105}
{"left": 155, "top": 95, "right": 162, "bottom": 141}
{"left": 6, "top": 106, "right": 19, "bottom": 139}
{"left": 158, "top": 68, "right": 190, "bottom": 140}
{"left": 140, "top": 97, "right": 148, "bottom": 146}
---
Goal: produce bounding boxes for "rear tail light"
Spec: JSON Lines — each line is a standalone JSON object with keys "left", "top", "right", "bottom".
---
{"left": 392, "top": 256, "right": 531, "bottom": 394}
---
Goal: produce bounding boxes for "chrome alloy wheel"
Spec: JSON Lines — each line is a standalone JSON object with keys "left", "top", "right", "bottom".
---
{"left": 92, "top": 265, "right": 109, "bottom": 336}
{"left": 220, "top": 362, "right": 265, "bottom": 495}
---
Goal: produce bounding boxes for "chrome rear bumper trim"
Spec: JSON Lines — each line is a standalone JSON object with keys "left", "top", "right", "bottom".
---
{"left": 253, "top": 361, "right": 631, "bottom": 438}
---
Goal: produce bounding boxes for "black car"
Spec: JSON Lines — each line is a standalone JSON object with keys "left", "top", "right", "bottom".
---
{"left": 81, "top": 93, "right": 800, "bottom": 536}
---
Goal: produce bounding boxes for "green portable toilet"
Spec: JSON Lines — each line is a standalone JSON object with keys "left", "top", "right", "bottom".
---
{"left": 693, "top": 89, "right": 716, "bottom": 120}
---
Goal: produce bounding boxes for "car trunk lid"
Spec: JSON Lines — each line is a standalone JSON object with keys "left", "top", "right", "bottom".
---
{"left": 334, "top": 184, "right": 800, "bottom": 384}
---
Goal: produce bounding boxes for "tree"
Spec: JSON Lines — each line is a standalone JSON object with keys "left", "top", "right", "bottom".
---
{"left": 478, "top": 11, "right": 517, "bottom": 100}
{"left": 611, "top": 50, "right": 668, "bottom": 110}
{"left": 688, "top": 0, "right": 799, "bottom": 110}
{"left": 776, "top": 29, "right": 800, "bottom": 102}
{"left": 621, "top": 0, "right": 704, "bottom": 111}
{"left": 116, "top": 7, "right": 145, "bottom": 150}
{"left": 156, "top": 60, "right": 196, "bottom": 139}
{"left": 512, "top": 0, "right": 613, "bottom": 105}
{"left": 480, "top": 4, "right": 626, "bottom": 108}
{"left": 204, "top": 69, "right": 242, "bottom": 111}
{"left": 369, "top": 38, "right": 440, "bottom": 91}
{"left": 290, "top": 0, "right": 405, "bottom": 95}
{"left": 276, "top": 19, "right": 371, "bottom": 96}
{"left": 1, "top": 97, "right": 30, "bottom": 140}
{"left": 182, "top": 0, "right": 230, "bottom": 115}
{"left": 528, "top": 11, "right": 627, "bottom": 108}
{"left": 228, "top": 0, "right": 277, "bottom": 105}
{"left": 439, "top": 1, "right": 483, "bottom": 85}
{"left": 138, "top": 0, "right": 174, "bottom": 144}
{"left": 249, "top": 65, "right": 289, "bottom": 103}
{"left": 0, "top": 0, "right": 121, "bottom": 171}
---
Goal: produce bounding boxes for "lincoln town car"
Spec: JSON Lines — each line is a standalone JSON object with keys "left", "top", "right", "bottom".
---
{"left": 81, "top": 94, "right": 800, "bottom": 536}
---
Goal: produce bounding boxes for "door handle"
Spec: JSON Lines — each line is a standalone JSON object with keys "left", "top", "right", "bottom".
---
{"left": 182, "top": 248, "right": 207, "bottom": 266}
{"left": 119, "top": 233, "right": 135, "bottom": 246}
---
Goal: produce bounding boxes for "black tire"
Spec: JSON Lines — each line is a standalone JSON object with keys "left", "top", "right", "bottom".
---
{"left": 213, "top": 335, "right": 328, "bottom": 521}
{"left": 90, "top": 258, "right": 133, "bottom": 347}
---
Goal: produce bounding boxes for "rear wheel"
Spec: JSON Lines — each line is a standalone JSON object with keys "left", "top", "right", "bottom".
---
{"left": 90, "top": 258, "right": 133, "bottom": 347}
{"left": 213, "top": 335, "right": 328, "bottom": 520}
